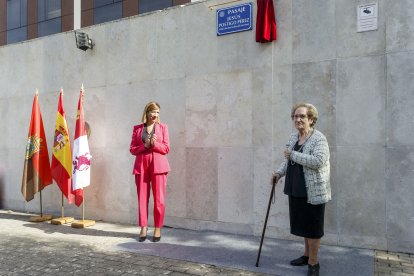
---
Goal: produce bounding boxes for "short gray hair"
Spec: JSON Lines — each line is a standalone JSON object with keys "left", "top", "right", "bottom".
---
{"left": 291, "top": 103, "right": 318, "bottom": 127}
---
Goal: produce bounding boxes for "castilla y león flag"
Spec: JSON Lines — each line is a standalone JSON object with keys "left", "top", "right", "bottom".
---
{"left": 51, "top": 90, "right": 74, "bottom": 204}
{"left": 72, "top": 89, "right": 91, "bottom": 207}
{"left": 22, "top": 92, "right": 53, "bottom": 201}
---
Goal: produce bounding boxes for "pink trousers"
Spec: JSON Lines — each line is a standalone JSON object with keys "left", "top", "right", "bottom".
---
{"left": 134, "top": 154, "right": 167, "bottom": 228}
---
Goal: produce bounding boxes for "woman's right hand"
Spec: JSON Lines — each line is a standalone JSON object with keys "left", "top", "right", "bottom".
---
{"left": 144, "top": 135, "right": 151, "bottom": 148}
{"left": 150, "top": 134, "right": 157, "bottom": 147}
{"left": 271, "top": 172, "right": 280, "bottom": 185}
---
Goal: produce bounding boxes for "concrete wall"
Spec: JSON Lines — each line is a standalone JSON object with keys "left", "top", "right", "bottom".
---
{"left": 0, "top": 0, "right": 413, "bottom": 253}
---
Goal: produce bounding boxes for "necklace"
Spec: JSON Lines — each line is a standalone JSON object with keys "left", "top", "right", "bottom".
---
{"left": 290, "top": 129, "right": 313, "bottom": 165}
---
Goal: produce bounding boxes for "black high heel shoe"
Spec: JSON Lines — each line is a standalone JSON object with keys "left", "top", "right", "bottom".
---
{"left": 153, "top": 227, "right": 161, "bottom": 242}
{"left": 139, "top": 227, "right": 147, "bottom": 242}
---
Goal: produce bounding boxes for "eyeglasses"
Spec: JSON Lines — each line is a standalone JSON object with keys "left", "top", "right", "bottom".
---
{"left": 291, "top": 114, "right": 308, "bottom": 120}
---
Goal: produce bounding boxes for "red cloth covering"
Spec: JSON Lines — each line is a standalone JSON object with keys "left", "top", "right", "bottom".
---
{"left": 256, "top": 0, "right": 277, "bottom": 43}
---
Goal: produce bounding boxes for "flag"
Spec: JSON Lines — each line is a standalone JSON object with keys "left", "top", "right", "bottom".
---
{"left": 22, "top": 92, "right": 53, "bottom": 201}
{"left": 72, "top": 88, "right": 92, "bottom": 207}
{"left": 256, "top": 0, "right": 277, "bottom": 43}
{"left": 51, "top": 90, "right": 74, "bottom": 204}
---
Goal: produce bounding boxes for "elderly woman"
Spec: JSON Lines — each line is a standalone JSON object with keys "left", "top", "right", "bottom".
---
{"left": 273, "top": 103, "right": 330, "bottom": 276}
{"left": 130, "top": 101, "right": 170, "bottom": 242}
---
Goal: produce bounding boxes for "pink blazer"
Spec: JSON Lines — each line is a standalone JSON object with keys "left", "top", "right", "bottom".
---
{"left": 130, "top": 123, "right": 171, "bottom": 174}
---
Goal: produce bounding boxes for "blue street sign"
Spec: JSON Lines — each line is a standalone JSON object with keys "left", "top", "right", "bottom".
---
{"left": 217, "top": 3, "right": 253, "bottom": 36}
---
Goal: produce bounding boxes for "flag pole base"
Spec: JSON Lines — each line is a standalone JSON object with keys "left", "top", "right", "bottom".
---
{"left": 51, "top": 217, "right": 75, "bottom": 225}
{"left": 29, "top": 215, "right": 53, "bottom": 222}
{"left": 71, "top": 219, "right": 95, "bottom": 228}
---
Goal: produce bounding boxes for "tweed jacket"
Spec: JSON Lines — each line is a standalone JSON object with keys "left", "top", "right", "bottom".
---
{"left": 276, "top": 129, "right": 331, "bottom": 205}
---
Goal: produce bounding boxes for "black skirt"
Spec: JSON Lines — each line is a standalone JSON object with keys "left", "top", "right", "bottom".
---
{"left": 289, "top": 196, "right": 325, "bottom": 239}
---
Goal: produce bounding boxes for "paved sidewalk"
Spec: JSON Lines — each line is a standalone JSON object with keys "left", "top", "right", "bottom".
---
{"left": 0, "top": 210, "right": 412, "bottom": 275}
{"left": 375, "top": 251, "right": 414, "bottom": 276}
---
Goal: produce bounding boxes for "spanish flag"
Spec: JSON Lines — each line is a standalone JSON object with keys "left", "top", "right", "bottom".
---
{"left": 22, "top": 91, "right": 53, "bottom": 201}
{"left": 51, "top": 90, "right": 74, "bottom": 204}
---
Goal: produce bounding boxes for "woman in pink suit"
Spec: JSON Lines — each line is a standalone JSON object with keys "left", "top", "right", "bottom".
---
{"left": 130, "top": 101, "right": 170, "bottom": 242}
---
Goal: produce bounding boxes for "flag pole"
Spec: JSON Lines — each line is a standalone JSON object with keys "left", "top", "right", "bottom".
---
{"left": 29, "top": 184, "right": 53, "bottom": 222}
{"left": 51, "top": 192, "right": 75, "bottom": 226}
{"left": 40, "top": 188, "right": 43, "bottom": 217}
{"left": 27, "top": 89, "right": 52, "bottom": 223}
{"left": 71, "top": 85, "right": 94, "bottom": 229}
{"left": 51, "top": 87, "right": 74, "bottom": 225}
{"left": 72, "top": 188, "right": 94, "bottom": 228}
{"left": 52, "top": 193, "right": 78, "bottom": 224}
{"left": 62, "top": 193, "right": 64, "bottom": 217}
{"left": 29, "top": 189, "right": 51, "bottom": 221}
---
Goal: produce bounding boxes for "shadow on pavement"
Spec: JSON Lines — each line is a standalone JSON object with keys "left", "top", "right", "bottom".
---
{"left": 116, "top": 227, "right": 374, "bottom": 276}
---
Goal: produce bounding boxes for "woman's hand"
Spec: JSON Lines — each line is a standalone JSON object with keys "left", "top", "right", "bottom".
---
{"left": 150, "top": 134, "right": 157, "bottom": 146}
{"left": 271, "top": 172, "right": 280, "bottom": 185}
{"left": 284, "top": 149, "right": 292, "bottom": 160}
{"left": 144, "top": 135, "right": 151, "bottom": 148}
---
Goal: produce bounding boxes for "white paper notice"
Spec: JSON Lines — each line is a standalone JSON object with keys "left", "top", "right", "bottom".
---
{"left": 357, "top": 3, "right": 378, "bottom": 32}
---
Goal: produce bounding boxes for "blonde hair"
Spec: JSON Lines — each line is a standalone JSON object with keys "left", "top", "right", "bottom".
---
{"left": 291, "top": 103, "right": 318, "bottom": 127}
{"left": 141, "top": 101, "right": 161, "bottom": 123}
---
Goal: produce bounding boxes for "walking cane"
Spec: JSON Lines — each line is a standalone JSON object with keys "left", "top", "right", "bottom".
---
{"left": 255, "top": 175, "right": 278, "bottom": 267}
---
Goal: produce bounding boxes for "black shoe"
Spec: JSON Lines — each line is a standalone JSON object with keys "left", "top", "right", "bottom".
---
{"left": 307, "top": 263, "right": 320, "bottom": 276}
{"left": 139, "top": 227, "right": 147, "bottom": 242}
{"left": 152, "top": 236, "right": 161, "bottom": 242}
{"left": 290, "top": 255, "right": 309, "bottom": 266}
